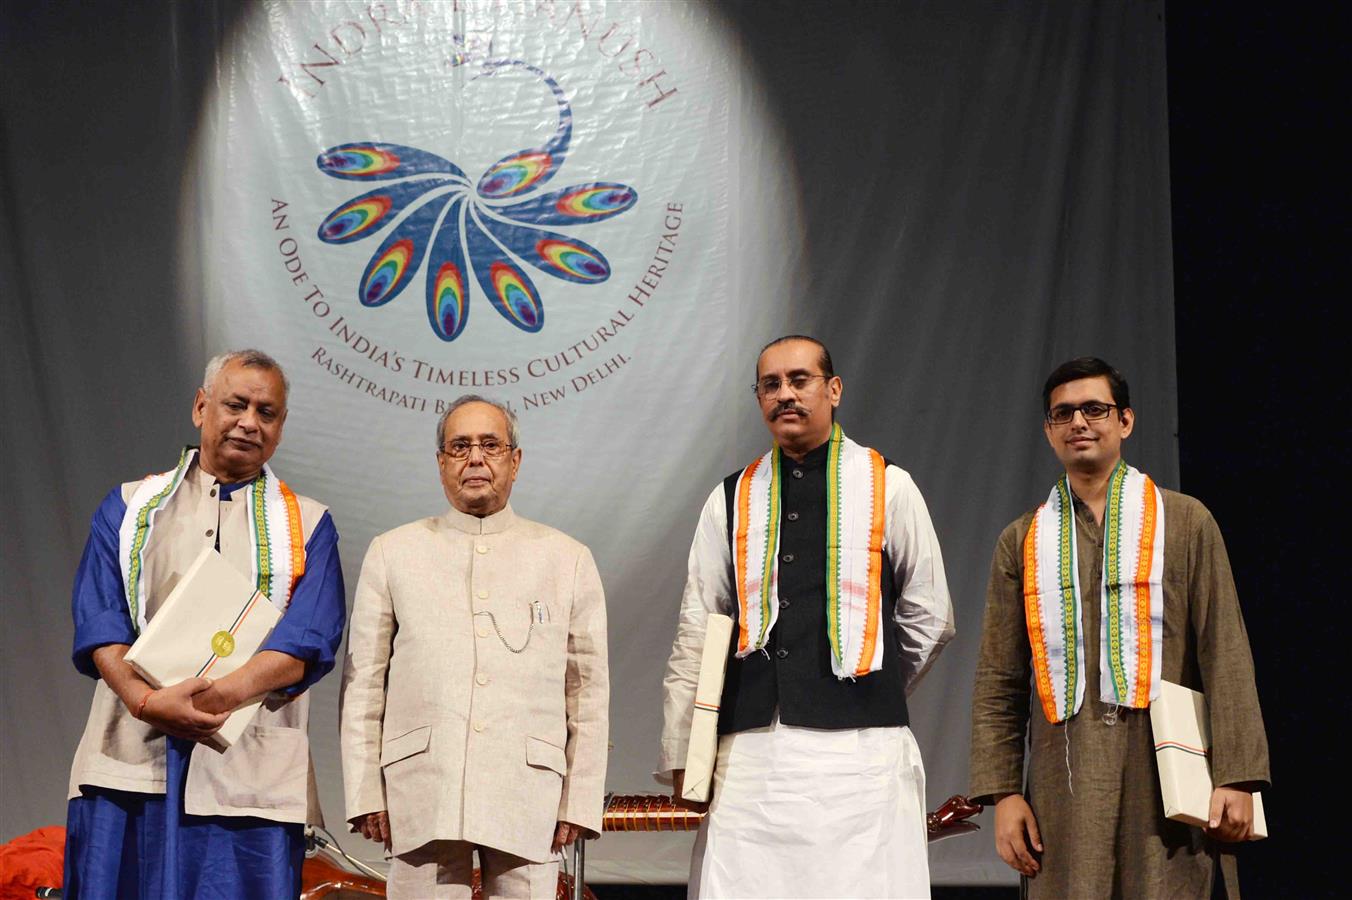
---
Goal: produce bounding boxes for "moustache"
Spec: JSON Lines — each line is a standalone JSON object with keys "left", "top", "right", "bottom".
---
{"left": 771, "top": 404, "right": 810, "bottom": 420}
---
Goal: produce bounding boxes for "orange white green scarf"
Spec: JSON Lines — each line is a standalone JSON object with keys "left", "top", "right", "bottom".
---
{"left": 732, "top": 423, "right": 887, "bottom": 679}
{"left": 1023, "top": 460, "right": 1165, "bottom": 723}
{"left": 117, "top": 446, "right": 305, "bottom": 632}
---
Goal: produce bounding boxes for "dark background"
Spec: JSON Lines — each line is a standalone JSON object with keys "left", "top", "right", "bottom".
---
{"left": 1170, "top": 2, "right": 1341, "bottom": 898}
{"left": 593, "top": 2, "right": 1343, "bottom": 898}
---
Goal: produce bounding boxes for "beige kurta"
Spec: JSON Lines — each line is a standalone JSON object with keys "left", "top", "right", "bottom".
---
{"left": 969, "top": 488, "right": 1269, "bottom": 898}
{"left": 67, "top": 459, "right": 331, "bottom": 824}
{"left": 340, "top": 504, "right": 609, "bottom": 863}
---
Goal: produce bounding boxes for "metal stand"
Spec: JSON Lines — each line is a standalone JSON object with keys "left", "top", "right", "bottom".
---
{"left": 570, "top": 838, "right": 586, "bottom": 900}
{"left": 305, "top": 826, "right": 388, "bottom": 881}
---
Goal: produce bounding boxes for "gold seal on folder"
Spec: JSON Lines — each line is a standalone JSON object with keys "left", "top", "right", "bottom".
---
{"left": 211, "top": 630, "right": 236, "bottom": 658}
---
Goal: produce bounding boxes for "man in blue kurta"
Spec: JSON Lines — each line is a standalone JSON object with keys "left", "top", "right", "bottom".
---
{"left": 63, "top": 349, "right": 347, "bottom": 899}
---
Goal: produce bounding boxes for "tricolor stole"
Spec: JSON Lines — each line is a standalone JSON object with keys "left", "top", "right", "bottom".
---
{"left": 118, "top": 447, "right": 306, "bottom": 632}
{"left": 1023, "top": 460, "right": 1165, "bottom": 723}
{"left": 732, "top": 423, "right": 887, "bottom": 679}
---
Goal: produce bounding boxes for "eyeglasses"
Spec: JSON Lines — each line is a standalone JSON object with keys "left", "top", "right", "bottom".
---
{"left": 752, "top": 374, "right": 831, "bottom": 398}
{"left": 1046, "top": 402, "right": 1118, "bottom": 425}
{"left": 440, "top": 439, "right": 515, "bottom": 460}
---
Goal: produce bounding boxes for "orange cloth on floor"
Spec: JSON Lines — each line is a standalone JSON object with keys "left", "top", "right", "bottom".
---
{"left": 0, "top": 826, "right": 64, "bottom": 900}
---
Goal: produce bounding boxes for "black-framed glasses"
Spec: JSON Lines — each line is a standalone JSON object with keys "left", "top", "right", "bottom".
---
{"left": 440, "top": 439, "right": 516, "bottom": 460}
{"left": 752, "top": 374, "right": 831, "bottom": 398}
{"left": 1046, "top": 402, "right": 1118, "bottom": 425}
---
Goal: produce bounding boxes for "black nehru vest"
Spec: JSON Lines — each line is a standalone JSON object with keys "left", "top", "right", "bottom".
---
{"left": 717, "top": 439, "right": 910, "bottom": 735}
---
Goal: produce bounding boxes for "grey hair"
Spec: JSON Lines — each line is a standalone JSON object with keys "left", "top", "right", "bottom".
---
{"left": 203, "top": 349, "right": 290, "bottom": 401}
{"left": 435, "top": 394, "right": 521, "bottom": 449}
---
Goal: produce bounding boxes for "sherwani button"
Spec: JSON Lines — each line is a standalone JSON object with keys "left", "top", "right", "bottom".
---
{"left": 209, "top": 488, "right": 217, "bottom": 498}
{"left": 787, "top": 511, "right": 799, "bottom": 521}
{"left": 476, "top": 545, "right": 489, "bottom": 554}
{"left": 476, "top": 673, "right": 489, "bottom": 686}
{"left": 476, "top": 628, "right": 490, "bottom": 638}
{"left": 792, "top": 469, "right": 804, "bottom": 479}
{"left": 776, "top": 647, "right": 789, "bottom": 659}
{"left": 779, "top": 599, "right": 790, "bottom": 609}
{"left": 473, "top": 722, "right": 484, "bottom": 733}
{"left": 205, "top": 528, "right": 214, "bottom": 537}
{"left": 781, "top": 553, "right": 795, "bottom": 563}
{"left": 477, "top": 590, "right": 489, "bottom": 599}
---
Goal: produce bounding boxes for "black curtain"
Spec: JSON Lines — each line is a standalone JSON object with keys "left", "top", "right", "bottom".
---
{"left": 1170, "top": 4, "right": 1342, "bottom": 898}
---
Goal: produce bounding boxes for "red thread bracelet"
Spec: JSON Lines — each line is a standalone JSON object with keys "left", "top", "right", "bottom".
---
{"left": 133, "top": 689, "right": 156, "bottom": 720}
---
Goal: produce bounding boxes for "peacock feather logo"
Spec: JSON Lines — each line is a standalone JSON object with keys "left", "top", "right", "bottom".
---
{"left": 315, "top": 60, "right": 638, "bottom": 341}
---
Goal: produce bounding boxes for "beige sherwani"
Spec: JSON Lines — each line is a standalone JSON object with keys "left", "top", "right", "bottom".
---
{"left": 67, "top": 459, "right": 331, "bottom": 824}
{"left": 341, "top": 504, "right": 609, "bottom": 863}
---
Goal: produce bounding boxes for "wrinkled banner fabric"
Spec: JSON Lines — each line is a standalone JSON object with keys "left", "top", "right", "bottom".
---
{"left": 2, "top": 0, "right": 1175, "bottom": 886}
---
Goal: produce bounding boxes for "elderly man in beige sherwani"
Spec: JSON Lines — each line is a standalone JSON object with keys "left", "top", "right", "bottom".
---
{"left": 341, "top": 394, "right": 609, "bottom": 899}
{"left": 970, "top": 357, "right": 1270, "bottom": 899}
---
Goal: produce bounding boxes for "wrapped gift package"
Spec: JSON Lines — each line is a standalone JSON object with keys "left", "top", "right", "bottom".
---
{"left": 124, "top": 547, "right": 280, "bottom": 753}
{"left": 1150, "top": 679, "right": 1267, "bottom": 839}
{"left": 681, "top": 613, "right": 734, "bottom": 802}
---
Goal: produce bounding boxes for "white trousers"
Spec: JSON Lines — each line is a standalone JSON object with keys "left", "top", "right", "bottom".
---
{"left": 690, "top": 717, "right": 930, "bottom": 899}
{"left": 388, "top": 840, "right": 559, "bottom": 899}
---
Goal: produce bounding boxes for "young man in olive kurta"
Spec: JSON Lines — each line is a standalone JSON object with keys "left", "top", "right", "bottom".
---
{"left": 969, "top": 358, "right": 1269, "bottom": 898}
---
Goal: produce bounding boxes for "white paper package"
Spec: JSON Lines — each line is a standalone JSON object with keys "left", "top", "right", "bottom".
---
{"left": 124, "top": 548, "right": 280, "bottom": 753}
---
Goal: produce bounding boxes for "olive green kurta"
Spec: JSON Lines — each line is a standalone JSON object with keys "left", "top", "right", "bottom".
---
{"left": 970, "top": 488, "right": 1269, "bottom": 898}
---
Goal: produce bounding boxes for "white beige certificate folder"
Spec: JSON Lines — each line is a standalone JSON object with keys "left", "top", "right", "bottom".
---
{"left": 681, "top": 613, "right": 734, "bottom": 803}
{"left": 1150, "top": 679, "right": 1267, "bottom": 839}
{"left": 124, "top": 547, "right": 281, "bottom": 754}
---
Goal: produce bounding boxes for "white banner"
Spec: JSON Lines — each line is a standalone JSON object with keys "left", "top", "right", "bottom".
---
{"left": 184, "top": 0, "right": 796, "bottom": 881}
{"left": 2, "top": 0, "right": 1180, "bottom": 887}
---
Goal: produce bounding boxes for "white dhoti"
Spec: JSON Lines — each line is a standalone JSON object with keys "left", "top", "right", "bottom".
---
{"left": 690, "top": 716, "right": 930, "bottom": 899}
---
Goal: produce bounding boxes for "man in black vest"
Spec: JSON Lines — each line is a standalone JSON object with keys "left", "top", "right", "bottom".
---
{"left": 659, "top": 335, "right": 955, "bottom": 898}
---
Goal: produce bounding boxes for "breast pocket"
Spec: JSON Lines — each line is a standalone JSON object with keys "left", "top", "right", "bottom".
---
{"left": 477, "top": 599, "right": 552, "bottom": 654}
{"left": 536, "top": 593, "right": 577, "bottom": 629}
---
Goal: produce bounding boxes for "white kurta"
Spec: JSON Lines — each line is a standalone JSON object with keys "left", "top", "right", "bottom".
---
{"left": 660, "top": 461, "right": 955, "bottom": 899}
